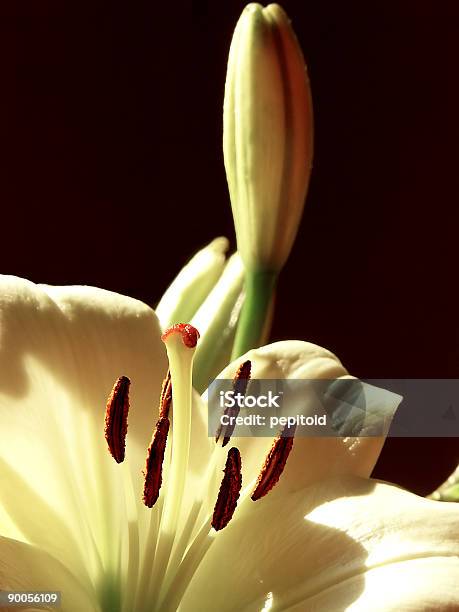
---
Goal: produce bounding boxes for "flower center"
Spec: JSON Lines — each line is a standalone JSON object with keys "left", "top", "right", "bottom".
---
{"left": 102, "top": 324, "right": 296, "bottom": 610}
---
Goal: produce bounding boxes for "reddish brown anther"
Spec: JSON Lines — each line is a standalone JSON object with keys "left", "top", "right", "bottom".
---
{"left": 215, "top": 360, "right": 252, "bottom": 447}
{"left": 143, "top": 417, "right": 170, "bottom": 508}
{"left": 212, "top": 447, "right": 242, "bottom": 531}
{"left": 251, "top": 424, "right": 296, "bottom": 501}
{"left": 104, "top": 376, "right": 130, "bottom": 463}
{"left": 161, "top": 323, "right": 200, "bottom": 348}
{"left": 159, "top": 370, "right": 172, "bottom": 419}
{"left": 232, "top": 360, "right": 252, "bottom": 396}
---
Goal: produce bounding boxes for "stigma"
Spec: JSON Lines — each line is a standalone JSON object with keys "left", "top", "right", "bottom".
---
{"left": 161, "top": 323, "right": 200, "bottom": 348}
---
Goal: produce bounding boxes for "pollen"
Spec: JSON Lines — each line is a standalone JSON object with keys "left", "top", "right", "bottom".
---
{"left": 142, "top": 370, "right": 173, "bottom": 507}
{"left": 212, "top": 447, "right": 242, "bottom": 531}
{"left": 159, "top": 370, "right": 172, "bottom": 419}
{"left": 251, "top": 423, "right": 296, "bottom": 501}
{"left": 161, "top": 323, "right": 200, "bottom": 348}
{"left": 143, "top": 416, "right": 170, "bottom": 508}
{"left": 233, "top": 359, "right": 251, "bottom": 395}
{"left": 104, "top": 376, "right": 130, "bottom": 463}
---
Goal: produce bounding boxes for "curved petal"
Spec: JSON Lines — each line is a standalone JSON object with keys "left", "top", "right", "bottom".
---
{"left": 288, "top": 558, "right": 459, "bottom": 611}
{"left": 0, "top": 276, "right": 167, "bottom": 591}
{"left": 0, "top": 536, "right": 99, "bottom": 611}
{"left": 39, "top": 282, "right": 167, "bottom": 450}
{"left": 181, "top": 476, "right": 459, "bottom": 611}
{"left": 208, "top": 341, "right": 401, "bottom": 496}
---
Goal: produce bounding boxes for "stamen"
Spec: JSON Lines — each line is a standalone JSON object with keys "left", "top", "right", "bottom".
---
{"left": 212, "top": 447, "right": 242, "bottom": 531}
{"left": 251, "top": 423, "right": 296, "bottom": 501}
{"left": 104, "top": 375, "right": 130, "bottom": 463}
{"left": 233, "top": 359, "right": 252, "bottom": 395}
{"left": 161, "top": 323, "right": 200, "bottom": 348}
{"left": 159, "top": 370, "right": 172, "bottom": 419}
{"left": 142, "top": 370, "right": 173, "bottom": 507}
{"left": 143, "top": 417, "right": 170, "bottom": 508}
{"left": 215, "top": 360, "right": 251, "bottom": 447}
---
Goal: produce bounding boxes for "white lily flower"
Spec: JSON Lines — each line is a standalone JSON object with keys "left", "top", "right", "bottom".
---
{"left": 1, "top": 275, "right": 459, "bottom": 611}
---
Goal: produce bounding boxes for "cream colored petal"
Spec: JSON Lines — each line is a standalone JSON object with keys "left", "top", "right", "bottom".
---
{"left": 0, "top": 536, "right": 99, "bottom": 612}
{"left": 287, "top": 558, "right": 459, "bottom": 611}
{"left": 181, "top": 476, "right": 459, "bottom": 611}
{"left": 207, "top": 341, "right": 401, "bottom": 496}
{"left": 156, "top": 237, "right": 229, "bottom": 329}
{"left": 38, "top": 282, "right": 167, "bottom": 452}
{"left": 0, "top": 276, "right": 167, "bottom": 591}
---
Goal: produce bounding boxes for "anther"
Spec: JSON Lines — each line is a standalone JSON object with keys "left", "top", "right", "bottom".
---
{"left": 159, "top": 370, "right": 172, "bottom": 419}
{"left": 161, "top": 323, "right": 200, "bottom": 348}
{"left": 215, "top": 360, "right": 251, "bottom": 447}
{"left": 142, "top": 370, "right": 173, "bottom": 507}
{"left": 104, "top": 376, "right": 130, "bottom": 463}
{"left": 233, "top": 360, "right": 251, "bottom": 395}
{"left": 143, "top": 416, "right": 170, "bottom": 508}
{"left": 251, "top": 423, "right": 296, "bottom": 501}
{"left": 212, "top": 447, "right": 242, "bottom": 531}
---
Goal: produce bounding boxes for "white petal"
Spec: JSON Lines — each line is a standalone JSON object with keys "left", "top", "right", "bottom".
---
{"left": 182, "top": 476, "right": 459, "bottom": 611}
{"left": 209, "top": 341, "right": 401, "bottom": 495}
{"left": 39, "top": 281, "right": 167, "bottom": 452}
{"left": 156, "top": 237, "right": 229, "bottom": 329}
{"left": 0, "top": 276, "right": 167, "bottom": 591}
{"left": 0, "top": 536, "right": 99, "bottom": 611}
{"left": 293, "top": 557, "right": 459, "bottom": 611}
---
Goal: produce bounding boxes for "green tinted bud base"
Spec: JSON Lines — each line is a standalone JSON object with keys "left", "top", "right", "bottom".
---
{"left": 231, "top": 269, "right": 277, "bottom": 360}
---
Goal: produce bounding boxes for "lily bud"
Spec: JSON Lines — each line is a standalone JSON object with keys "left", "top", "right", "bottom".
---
{"left": 224, "top": 3, "right": 313, "bottom": 272}
{"left": 155, "top": 237, "right": 228, "bottom": 330}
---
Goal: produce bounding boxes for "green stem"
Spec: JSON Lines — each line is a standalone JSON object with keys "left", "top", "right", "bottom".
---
{"left": 231, "top": 269, "right": 278, "bottom": 360}
{"left": 428, "top": 463, "right": 459, "bottom": 501}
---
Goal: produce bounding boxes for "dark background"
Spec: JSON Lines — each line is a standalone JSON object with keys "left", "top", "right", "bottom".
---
{"left": 1, "top": 1, "right": 458, "bottom": 494}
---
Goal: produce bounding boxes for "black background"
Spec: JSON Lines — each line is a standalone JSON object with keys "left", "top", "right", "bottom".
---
{"left": 1, "top": 1, "right": 459, "bottom": 494}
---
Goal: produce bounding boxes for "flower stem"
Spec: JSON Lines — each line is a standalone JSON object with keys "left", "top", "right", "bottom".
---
{"left": 428, "top": 463, "right": 459, "bottom": 501}
{"left": 231, "top": 269, "right": 277, "bottom": 360}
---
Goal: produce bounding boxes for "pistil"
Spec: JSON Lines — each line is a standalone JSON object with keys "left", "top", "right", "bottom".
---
{"left": 159, "top": 325, "right": 199, "bottom": 529}
{"left": 148, "top": 324, "right": 200, "bottom": 605}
